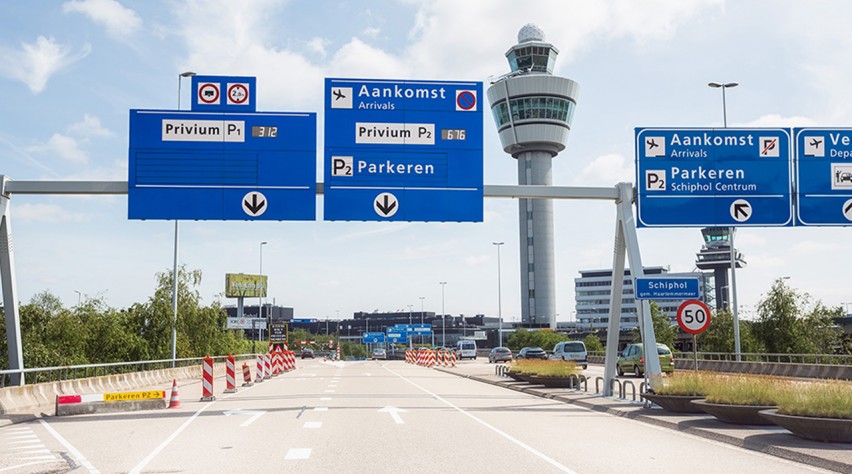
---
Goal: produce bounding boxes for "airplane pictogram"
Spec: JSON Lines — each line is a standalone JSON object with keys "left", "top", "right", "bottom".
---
{"left": 809, "top": 138, "right": 822, "bottom": 149}
{"left": 333, "top": 89, "right": 346, "bottom": 101}
{"left": 646, "top": 139, "right": 659, "bottom": 149}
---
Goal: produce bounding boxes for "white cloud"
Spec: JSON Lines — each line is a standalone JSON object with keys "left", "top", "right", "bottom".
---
{"left": 790, "top": 240, "right": 843, "bottom": 256}
{"left": 27, "top": 133, "right": 88, "bottom": 164}
{"left": 0, "top": 36, "right": 91, "bottom": 93}
{"left": 735, "top": 114, "right": 818, "bottom": 128}
{"left": 307, "top": 37, "right": 329, "bottom": 57}
{"left": 13, "top": 203, "right": 89, "bottom": 223}
{"left": 67, "top": 114, "right": 113, "bottom": 138}
{"left": 571, "top": 153, "right": 633, "bottom": 186}
{"left": 363, "top": 27, "right": 381, "bottom": 39}
{"left": 63, "top": 0, "right": 142, "bottom": 37}
{"left": 463, "top": 255, "right": 490, "bottom": 266}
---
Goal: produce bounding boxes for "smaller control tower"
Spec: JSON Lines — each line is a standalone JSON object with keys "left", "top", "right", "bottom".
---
{"left": 695, "top": 227, "right": 746, "bottom": 311}
{"left": 487, "top": 25, "right": 579, "bottom": 328}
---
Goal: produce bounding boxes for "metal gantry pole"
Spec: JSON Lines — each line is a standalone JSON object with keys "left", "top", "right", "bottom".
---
{"left": 494, "top": 242, "right": 504, "bottom": 347}
{"left": 440, "top": 282, "right": 446, "bottom": 347}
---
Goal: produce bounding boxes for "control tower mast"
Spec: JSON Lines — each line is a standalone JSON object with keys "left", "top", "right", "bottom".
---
{"left": 487, "top": 25, "right": 579, "bottom": 328}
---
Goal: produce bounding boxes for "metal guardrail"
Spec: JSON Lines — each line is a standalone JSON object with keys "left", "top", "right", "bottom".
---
{"left": 588, "top": 351, "right": 852, "bottom": 365}
{"left": 0, "top": 354, "right": 258, "bottom": 388}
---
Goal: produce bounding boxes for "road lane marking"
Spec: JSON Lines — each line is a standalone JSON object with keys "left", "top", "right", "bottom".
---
{"left": 383, "top": 366, "right": 578, "bottom": 474}
{"left": 223, "top": 409, "right": 266, "bottom": 427}
{"left": 0, "top": 460, "right": 61, "bottom": 472}
{"left": 128, "top": 401, "right": 215, "bottom": 474}
{"left": 378, "top": 406, "right": 406, "bottom": 424}
{"left": 303, "top": 422, "right": 322, "bottom": 429}
{"left": 285, "top": 448, "right": 312, "bottom": 460}
{"left": 39, "top": 419, "right": 99, "bottom": 474}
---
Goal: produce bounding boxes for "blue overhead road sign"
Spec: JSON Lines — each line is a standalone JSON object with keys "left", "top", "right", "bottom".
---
{"left": 128, "top": 110, "right": 316, "bottom": 220}
{"left": 634, "top": 277, "right": 700, "bottom": 300}
{"left": 324, "top": 78, "right": 483, "bottom": 222}
{"left": 635, "top": 128, "right": 793, "bottom": 227}
{"left": 794, "top": 128, "right": 852, "bottom": 226}
{"left": 362, "top": 332, "right": 386, "bottom": 344}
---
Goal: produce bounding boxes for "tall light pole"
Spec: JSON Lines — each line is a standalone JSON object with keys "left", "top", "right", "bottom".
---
{"left": 259, "top": 241, "right": 267, "bottom": 341}
{"left": 439, "top": 282, "right": 447, "bottom": 347}
{"left": 408, "top": 304, "right": 414, "bottom": 348}
{"left": 709, "top": 81, "right": 741, "bottom": 361}
{"left": 171, "top": 71, "right": 195, "bottom": 368}
{"left": 493, "top": 242, "right": 504, "bottom": 347}
{"left": 418, "top": 296, "right": 425, "bottom": 345}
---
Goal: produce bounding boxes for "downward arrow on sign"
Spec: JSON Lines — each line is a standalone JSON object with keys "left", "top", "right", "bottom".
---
{"left": 376, "top": 195, "right": 396, "bottom": 216}
{"left": 244, "top": 194, "right": 266, "bottom": 215}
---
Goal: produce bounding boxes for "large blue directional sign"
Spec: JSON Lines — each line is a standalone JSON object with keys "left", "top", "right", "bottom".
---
{"left": 386, "top": 328, "right": 408, "bottom": 344}
{"left": 634, "top": 277, "right": 700, "bottom": 300}
{"left": 794, "top": 128, "right": 852, "bottom": 226}
{"left": 362, "top": 332, "right": 386, "bottom": 344}
{"left": 635, "top": 128, "right": 793, "bottom": 227}
{"left": 128, "top": 110, "right": 316, "bottom": 220}
{"left": 324, "top": 78, "right": 483, "bottom": 222}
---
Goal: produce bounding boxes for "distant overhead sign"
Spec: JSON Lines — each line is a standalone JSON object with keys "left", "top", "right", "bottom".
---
{"left": 634, "top": 277, "right": 700, "bottom": 300}
{"left": 362, "top": 332, "right": 386, "bottom": 344}
{"left": 635, "top": 128, "right": 793, "bottom": 227}
{"left": 794, "top": 128, "right": 852, "bottom": 226}
{"left": 324, "top": 78, "right": 484, "bottom": 222}
{"left": 128, "top": 109, "right": 316, "bottom": 220}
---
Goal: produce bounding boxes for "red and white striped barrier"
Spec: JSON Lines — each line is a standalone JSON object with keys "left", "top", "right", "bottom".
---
{"left": 256, "top": 355, "right": 265, "bottom": 383}
{"left": 201, "top": 355, "right": 215, "bottom": 401}
{"left": 264, "top": 353, "right": 272, "bottom": 379}
{"left": 449, "top": 350, "right": 456, "bottom": 367}
{"left": 242, "top": 362, "right": 253, "bottom": 387}
{"left": 224, "top": 354, "right": 237, "bottom": 393}
{"left": 285, "top": 351, "right": 295, "bottom": 371}
{"left": 427, "top": 350, "right": 436, "bottom": 367}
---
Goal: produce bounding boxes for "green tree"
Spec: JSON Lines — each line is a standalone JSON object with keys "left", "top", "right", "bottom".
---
{"left": 583, "top": 333, "right": 604, "bottom": 352}
{"left": 752, "top": 278, "right": 841, "bottom": 354}
{"left": 506, "top": 328, "right": 568, "bottom": 352}
{"left": 699, "top": 309, "right": 762, "bottom": 353}
{"left": 631, "top": 301, "right": 676, "bottom": 348}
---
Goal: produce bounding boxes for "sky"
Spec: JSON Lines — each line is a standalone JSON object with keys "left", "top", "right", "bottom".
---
{"left": 2, "top": 0, "right": 852, "bottom": 323}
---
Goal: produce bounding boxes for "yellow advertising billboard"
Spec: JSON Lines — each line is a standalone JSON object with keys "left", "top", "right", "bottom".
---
{"left": 225, "top": 273, "right": 267, "bottom": 298}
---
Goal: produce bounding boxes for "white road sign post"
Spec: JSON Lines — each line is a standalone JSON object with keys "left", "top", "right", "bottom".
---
{"left": 677, "top": 299, "right": 712, "bottom": 370}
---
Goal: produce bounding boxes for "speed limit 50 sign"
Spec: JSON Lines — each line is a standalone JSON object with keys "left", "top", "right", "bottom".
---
{"left": 676, "top": 299, "right": 712, "bottom": 335}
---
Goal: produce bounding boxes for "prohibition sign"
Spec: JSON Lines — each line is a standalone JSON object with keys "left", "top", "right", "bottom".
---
{"left": 456, "top": 90, "right": 476, "bottom": 111}
{"left": 228, "top": 83, "right": 249, "bottom": 104}
{"left": 676, "top": 299, "right": 712, "bottom": 335}
{"left": 198, "top": 83, "right": 219, "bottom": 104}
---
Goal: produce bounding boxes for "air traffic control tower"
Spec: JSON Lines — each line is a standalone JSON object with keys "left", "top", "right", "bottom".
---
{"left": 487, "top": 25, "right": 579, "bottom": 328}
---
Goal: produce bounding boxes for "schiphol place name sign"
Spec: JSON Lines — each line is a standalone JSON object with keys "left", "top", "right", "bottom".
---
{"left": 634, "top": 277, "right": 700, "bottom": 300}
{"left": 635, "top": 128, "right": 793, "bottom": 227}
{"left": 794, "top": 128, "right": 852, "bottom": 225}
{"left": 323, "top": 78, "right": 484, "bottom": 222}
{"left": 128, "top": 75, "right": 316, "bottom": 221}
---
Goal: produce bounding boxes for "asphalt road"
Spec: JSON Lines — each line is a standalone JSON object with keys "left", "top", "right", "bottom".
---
{"left": 0, "top": 360, "right": 832, "bottom": 473}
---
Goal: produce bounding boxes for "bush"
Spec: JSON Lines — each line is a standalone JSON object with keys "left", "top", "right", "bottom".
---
{"left": 704, "top": 375, "right": 791, "bottom": 406}
{"left": 508, "top": 359, "right": 580, "bottom": 377}
{"left": 654, "top": 371, "right": 717, "bottom": 396}
{"left": 776, "top": 381, "right": 852, "bottom": 420}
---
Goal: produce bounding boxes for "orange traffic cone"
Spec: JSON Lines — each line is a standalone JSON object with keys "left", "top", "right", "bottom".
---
{"left": 168, "top": 379, "right": 182, "bottom": 408}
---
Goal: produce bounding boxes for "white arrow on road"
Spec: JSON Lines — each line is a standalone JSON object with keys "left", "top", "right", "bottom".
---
{"left": 223, "top": 409, "right": 266, "bottom": 427}
{"left": 379, "top": 405, "right": 407, "bottom": 424}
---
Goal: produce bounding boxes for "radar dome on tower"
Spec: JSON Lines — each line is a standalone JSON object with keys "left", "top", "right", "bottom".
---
{"left": 518, "top": 24, "right": 545, "bottom": 43}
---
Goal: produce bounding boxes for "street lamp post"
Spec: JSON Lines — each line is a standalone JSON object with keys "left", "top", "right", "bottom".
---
{"left": 439, "top": 282, "right": 447, "bottom": 347}
{"left": 493, "top": 242, "right": 504, "bottom": 347}
{"left": 259, "top": 241, "right": 267, "bottom": 343}
{"left": 171, "top": 71, "right": 196, "bottom": 368}
{"left": 74, "top": 290, "right": 81, "bottom": 307}
{"left": 709, "top": 81, "right": 741, "bottom": 362}
{"left": 408, "top": 304, "right": 413, "bottom": 349}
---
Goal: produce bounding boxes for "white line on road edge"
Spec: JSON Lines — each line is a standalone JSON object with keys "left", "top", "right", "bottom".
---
{"left": 0, "top": 460, "right": 61, "bottom": 473}
{"left": 384, "top": 366, "right": 578, "bottom": 474}
{"left": 39, "top": 419, "right": 100, "bottom": 474}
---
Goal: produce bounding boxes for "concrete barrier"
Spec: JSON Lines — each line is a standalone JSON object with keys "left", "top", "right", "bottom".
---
{"left": 55, "top": 390, "right": 166, "bottom": 416}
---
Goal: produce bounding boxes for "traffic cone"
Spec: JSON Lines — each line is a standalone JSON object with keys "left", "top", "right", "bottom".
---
{"left": 168, "top": 379, "right": 182, "bottom": 408}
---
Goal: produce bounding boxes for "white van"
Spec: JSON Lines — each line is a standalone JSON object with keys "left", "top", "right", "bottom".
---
{"left": 551, "top": 340, "right": 588, "bottom": 369}
{"left": 456, "top": 340, "right": 477, "bottom": 360}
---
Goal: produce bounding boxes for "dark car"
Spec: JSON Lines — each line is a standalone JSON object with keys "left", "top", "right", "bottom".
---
{"left": 300, "top": 348, "right": 315, "bottom": 359}
{"left": 517, "top": 347, "right": 548, "bottom": 359}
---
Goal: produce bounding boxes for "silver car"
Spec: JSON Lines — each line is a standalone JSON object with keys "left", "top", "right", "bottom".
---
{"left": 488, "top": 347, "right": 512, "bottom": 363}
